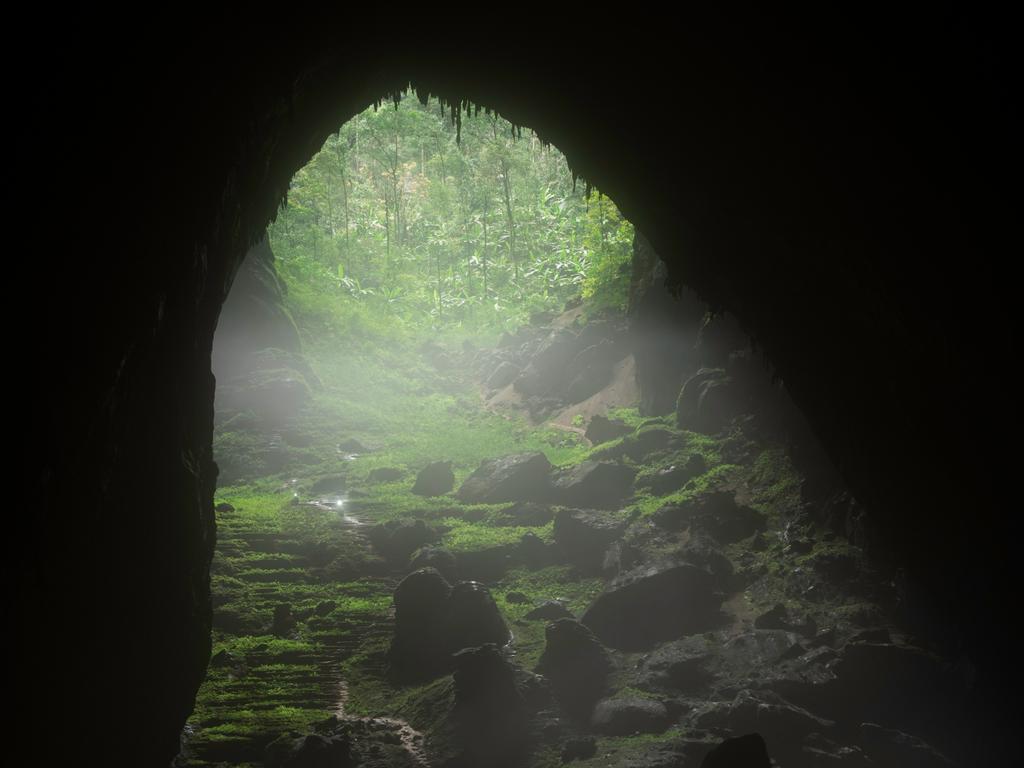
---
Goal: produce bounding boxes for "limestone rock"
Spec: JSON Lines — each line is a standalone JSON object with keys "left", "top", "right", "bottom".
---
{"left": 582, "top": 561, "right": 721, "bottom": 649}
{"left": 457, "top": 452, "right": 552, "bottom": 503}
{"left": 412, "top": 461, "right": 454, "bottom": 496}
{"left": 552, "top": 460, "right": 636, "bottom": 509}
{"left": 536, "top": 619, "right": 613, "bottom": 717}
{"left": 553, "top": 507, "right": 628, "bottom": 574}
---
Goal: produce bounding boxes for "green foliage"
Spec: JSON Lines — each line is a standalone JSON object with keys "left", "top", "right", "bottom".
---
{"left": 269, "top": 92, "right": 633, "bottom": 337}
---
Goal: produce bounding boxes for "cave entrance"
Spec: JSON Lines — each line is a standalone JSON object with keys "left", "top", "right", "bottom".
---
{"left": 192, "top": 91, "right": 694, "bottom": 766}
{"left": 188, "top": 86, "right": 943, "bottom": 768}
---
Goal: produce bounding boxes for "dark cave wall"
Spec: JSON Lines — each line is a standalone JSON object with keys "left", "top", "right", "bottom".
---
{"left": 21, "top": 12, "right": 1011, "bottom": 766}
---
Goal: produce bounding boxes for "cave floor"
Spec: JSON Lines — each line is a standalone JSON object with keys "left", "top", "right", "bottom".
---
{"left": 180, "top": 323, "right": 961, "bottom": 768}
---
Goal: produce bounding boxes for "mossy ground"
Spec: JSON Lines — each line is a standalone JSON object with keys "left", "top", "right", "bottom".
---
{"left": 191, "top": 293, "right": 876, "bottom": 765}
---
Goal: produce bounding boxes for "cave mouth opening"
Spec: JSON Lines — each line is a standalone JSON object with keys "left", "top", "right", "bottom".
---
{"left": 188, "top": 84, "right": 975, "bottom": 768}
{"left": 197, "top": 90, "right": 690, "bottom": 766}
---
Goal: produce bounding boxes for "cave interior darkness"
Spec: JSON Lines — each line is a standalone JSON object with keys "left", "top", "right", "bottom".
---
{"left": 19, "top": 13, "right": 1013, "bottom": 767}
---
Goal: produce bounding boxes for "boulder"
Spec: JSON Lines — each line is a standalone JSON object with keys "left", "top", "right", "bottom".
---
{"left": 536, "top": 619, "right": 613, "bottom": 717}
{"left": 368, "top": 519, "right": 439, "bottom": 563}
{"left": 445, "top": 581, "right": 511, "bottom": 653}
{"left": 553, "top": 508, "right": 629, "bottom": 574}
{"left": 581, "top": 561, "right": 721, "bottom": 649}
{"left": 389, "top": 568, "right": 452, "bottom": 674}
{"left": 552, "top": 460, "right": 636, "bottom": 509}
{"left": 590, "top": 697, "right": 669, "bottom": 735}
{"left": 654, "top": 490, "right": 766, "bottom": 544}
{"left": 584, "top": 414, "right": 633, "bottom": 445}
{"left": 457, "top": 452, "right": 552, "bottom": 504}
{"left": 519, "top": 531, "right": 553, "bottom": 569}
{"left": 412, "top": 461, "right": 454, "bottom": 496}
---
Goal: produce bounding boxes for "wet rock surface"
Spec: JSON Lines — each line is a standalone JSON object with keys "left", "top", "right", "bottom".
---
{"left": 582, "top": 561, "right": 722, "bottom": 649}
{"left": 553, "top": 507, "right": 629, "bottom": 574}
{"left": 536, "top": 619, "right": 613, "bottom": 718}
{"left": 412, "top": 461, "right": 455, "bottom": 496}
{"left": 552, "top": 460, "right": 637, "bottom": 509}
{"left": 388, "top": 568, "right": 510, "bottom": 679}
{"left": 456, "top": 452, "right": 552, "bottom": 504}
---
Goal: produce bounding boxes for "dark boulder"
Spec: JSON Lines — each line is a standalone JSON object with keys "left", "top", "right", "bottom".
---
{"left": 582, "top": 561, "right": 721, "bottom": 649}
{"left": 552, "top": 460, "right": 636, "bottom": 509}
{"left": 412, "top": 461, "right": 455, "bottom": 496}
{"left": 445, "top": 581, "right": 511, "bottom": 653}
{"left": 700, "top": 733, "right": 771, "bottom": 768}
{"left": 590, "top": 697, "right": 670, "bottom": 735}
{"left": 389, "top": 568, "right": 452, "bottom": 675}
{"left": 519, "top": 530, "right": 553, "bottom": 569}
{"left": 584, "top": 414, "right": 633, "bottom": 445}
{"left": 457, "top": 452, "right": 552, "bottom": 504}
{"left": 536, "top": 619, "right": 613, "bottom": 717}
{"left": 452, "top": 645, "right": 523, "bottom": 715}
{"left": 553, "top": 507, "right": 628, "bottom": 574}
{"left": 654, "top": 490, "right": 766, "bottom": 544}
{"left": 369, "top": 519, "right": 439, "bottom": 563}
